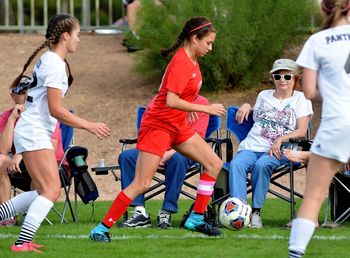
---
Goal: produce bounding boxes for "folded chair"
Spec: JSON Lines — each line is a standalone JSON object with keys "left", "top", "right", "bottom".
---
{"left": 323, "top": 170, "right": 350, "bottom": 227}
{"left": 119, "top": 106, "right": 221, "bottom": 218}
{"left": 210, "top": 106, "right": 309, "bottom": 223}
{"left": 59, "top": 124, "right": 98, "bottom": 223}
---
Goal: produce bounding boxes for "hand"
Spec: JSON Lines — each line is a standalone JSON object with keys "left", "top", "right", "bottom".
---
{"left": 9, "top": 104, "right": 25, "bottom": 121}
{"left": 206, "top": 104, "right": 226, "bottom": 116}
{"left": 188, "top": 112, "right": 199, "bottom": 124}
{"left": 87, "top": 122, "right": 111, "bottom": 139}
{"left": 7, "top": 154, "right": 23, "bottom": 174}
{"left": 158, "top": 149, "right": 176, "bottom": 170}
{"left": 269, "top": 138, "right": 282, "bottom": 160}
{"left": 236, "top": 103, "right": 251, "bottom": 124}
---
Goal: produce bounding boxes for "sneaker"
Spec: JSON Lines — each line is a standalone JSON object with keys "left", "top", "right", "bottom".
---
{"left": 118, "top": 210, "right": 151, "bottom": 228}
{"left": 11, "top": 242, "right": 44, "bottom": 253}
{"left": 0, "top": 217, "right": 16, "bottom": 227}
{"left": 90, "top": 230, "right": 111, "bottom": 242}
{"left": 157, "top": 211, "right": 172, "bottom": 229}
{"left": 90, "top": 224, "right": 111, "bottom": 242}
{"left": 184, "top": 212, "right": 221, "bottom": 236}
{"left": 289, "top": 249, "right": 304, "bottom": 258}
{"left": 250, "top": 211, "right": 263, "bottom": 228}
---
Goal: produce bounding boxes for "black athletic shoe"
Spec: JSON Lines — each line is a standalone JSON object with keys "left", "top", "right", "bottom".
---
{"left": 189, "top": 222, "right": 222, "bottom": 237}
{"left": 118, "top": 210, "right": 151, "bottom": 228}
{"left": 289, "top": 250, "right": 304, "bottom": 258}
{"left": 157, "top": 211, "right": 172, "bottom": 229}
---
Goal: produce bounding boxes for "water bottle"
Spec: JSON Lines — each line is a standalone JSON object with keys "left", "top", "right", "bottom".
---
{"left": 99, "top": 159, "right": 106, "bottom": 167}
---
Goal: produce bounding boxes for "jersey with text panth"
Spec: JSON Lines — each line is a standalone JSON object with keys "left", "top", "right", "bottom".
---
{"left": 142, "top": 47, "right": 202, "bottom": 133}
{"left": 297, "top": 24, "right": 350, "bottom": 121}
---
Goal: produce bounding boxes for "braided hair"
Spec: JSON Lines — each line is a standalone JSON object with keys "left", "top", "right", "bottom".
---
{"left": 321, "top": 0, "right": 350, "bottom": 30}
{"left": 10, "top": 14, "right": 79, "bottom": 89}
{"left": 160, "top": 16, "right": 216, "bottom": 58}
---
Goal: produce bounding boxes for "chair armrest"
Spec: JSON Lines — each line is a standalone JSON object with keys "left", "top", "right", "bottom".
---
{"left": 119, "top": 138, "right": 138, "bottom": 145}
{"left": 288, "top": 138, "right": 312, "bottom": 151}
{"left": 206, "top": 138, "right": 233, "bottom": 162}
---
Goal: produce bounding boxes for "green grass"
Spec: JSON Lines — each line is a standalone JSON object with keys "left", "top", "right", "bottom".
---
{"left": 0, "top": 199, "right": 349, "bottom": 258}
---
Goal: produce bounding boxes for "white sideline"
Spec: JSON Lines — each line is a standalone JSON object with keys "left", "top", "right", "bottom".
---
{"left": 0, "top": 233, "right": 349, "bottom": 241}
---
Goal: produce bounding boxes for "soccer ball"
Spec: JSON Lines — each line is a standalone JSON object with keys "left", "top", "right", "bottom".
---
{"left": 219, "top": 197, "right": 252, "bottom": 230}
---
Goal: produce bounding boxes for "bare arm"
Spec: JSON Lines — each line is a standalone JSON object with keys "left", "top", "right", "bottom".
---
{"left": 166, "top": 91, "right": 226, "bottom": 116}
{"left": 47, "top": 88, "right": 110, "bottom": 139}
{"left": 302, "top": 68, "right": 322, "bottom": 102}
{"left": 0, "top": 104, "right": 25, "bottom": 154}
{"left": 269, "top": 115, "right": 311, "bottom": 160}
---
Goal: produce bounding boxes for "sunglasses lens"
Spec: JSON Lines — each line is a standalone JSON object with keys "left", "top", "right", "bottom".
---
{"left": 273, "top": 74, "right": 281, "bottom": 80}
{"left": 284, "top": 75, "right": 292, "bottom": 80}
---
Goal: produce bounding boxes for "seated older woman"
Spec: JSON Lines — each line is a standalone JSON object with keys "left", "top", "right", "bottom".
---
{"left": 229, "top": 59, "right": 313, "bottom": 228}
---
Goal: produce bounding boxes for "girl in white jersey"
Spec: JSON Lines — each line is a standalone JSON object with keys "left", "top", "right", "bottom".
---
{"left": 0, "top": 14, "right": 110, "bottom": 253}
{"left": 288, "top": 1, "right": 350, "bottom": 257}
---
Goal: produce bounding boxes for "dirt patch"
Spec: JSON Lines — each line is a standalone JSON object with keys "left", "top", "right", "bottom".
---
{"left": 0, "top": 33, "right": 321, "bottom": 201}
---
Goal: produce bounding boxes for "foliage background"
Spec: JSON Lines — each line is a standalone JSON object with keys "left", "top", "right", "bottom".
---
{"left": 134, "top": 0, "right": 319, "bottom": 91}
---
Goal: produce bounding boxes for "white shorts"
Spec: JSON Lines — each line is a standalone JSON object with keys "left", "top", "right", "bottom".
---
{"left": 14, "top": 124, "right": 53, "bottom": 153}
{"left": 311, "top": 117, "right": 350, "bottom": 163}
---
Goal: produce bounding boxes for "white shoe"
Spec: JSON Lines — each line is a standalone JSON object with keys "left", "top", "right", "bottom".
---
{"left": 249, "top": 211, "right": 263, "bottom": 228}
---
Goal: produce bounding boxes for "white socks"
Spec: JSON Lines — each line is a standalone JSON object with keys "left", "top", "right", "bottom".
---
{"left": 0, "top": 190, "right": 38, "bottom": 220}
{"left": 289, "top": 218, "right": 317, "bottom": 255}
{"left": 135, "top": 206, "right": 147, "bottom": 217}
{"left": 16, "top": 195, "right": 53, "bottom": 245}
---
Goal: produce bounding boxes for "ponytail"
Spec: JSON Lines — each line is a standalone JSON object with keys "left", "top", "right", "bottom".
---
{"left": 10, "top": 14, "right": 78, "bottom": 89}
{"left": 10, "top": 42, "right": 48, "bottom": 89}
{"left": 159, "top": 16, "right": 215, "bottom": 58}
{"left": 321, "top": 0, "right": 350, "bottom": 30}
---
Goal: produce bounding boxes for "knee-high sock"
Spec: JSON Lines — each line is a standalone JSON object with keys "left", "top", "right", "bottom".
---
{"left": 102, "top": 191, "right": 132, "bottom": 228}
{"left": 15, "top": 195, "right": 53, "bottom": 246}
{"left": 0, "top": 190, "right": 39, "bottom": 220}
{"left": 288, "top": 218, "right": 316, "bottom": 256}
{"left": 193, "top": 172, "right": 216, "bottom": 214}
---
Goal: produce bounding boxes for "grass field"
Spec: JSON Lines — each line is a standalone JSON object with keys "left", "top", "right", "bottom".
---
{"left": 0, "top": 199, "right": 349, "bottom": 258}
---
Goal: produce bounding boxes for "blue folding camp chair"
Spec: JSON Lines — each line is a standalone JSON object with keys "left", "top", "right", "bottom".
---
{"left": 210, "top": 106, "right": 308, "bottom": 223}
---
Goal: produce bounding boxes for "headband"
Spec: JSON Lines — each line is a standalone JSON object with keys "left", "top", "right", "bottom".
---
{"left": 189, "top": 22, "right": 212, "bottom": 33}
{"left": 322, "top": 0, "right": 350, "bottom": 13}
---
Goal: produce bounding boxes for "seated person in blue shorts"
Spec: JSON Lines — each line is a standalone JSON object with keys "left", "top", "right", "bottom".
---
{"left": 229, "top": 59, "right": 313, "bottom": 228}
{"left": 119, "top": 95, "right": 209, "bottom": 229}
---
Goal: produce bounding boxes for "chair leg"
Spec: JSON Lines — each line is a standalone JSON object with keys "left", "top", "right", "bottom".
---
{"left": 74, "top": 178, "right": 79, "bottom": 223}
{"left": 290, "top": 164, "right": 296, "bottom": 220}
{"left": 59, "top": 171, "right": 76, "bottom": 223}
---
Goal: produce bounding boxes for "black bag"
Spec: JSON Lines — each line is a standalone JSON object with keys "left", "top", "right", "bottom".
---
{"left": 66, "top": 146, "right": 99, "bottom": 204}
{"left": 74, "top": 169, "right": 99, "bottom": 204}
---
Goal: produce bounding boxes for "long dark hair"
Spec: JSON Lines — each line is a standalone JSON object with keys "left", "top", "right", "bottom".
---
{"left": 10, "top": 14, "right": 79, "bottom": 89}
{"left": 160, "top": 16, "right": 216, "bottom": 58}
{"left": 321, "top": 0, "right": 350, "bottom": 30}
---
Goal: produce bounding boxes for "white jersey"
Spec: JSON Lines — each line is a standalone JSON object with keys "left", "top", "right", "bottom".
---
{"left": 14, "top": 51, "right": 69, "bottom": 153}
{"left": 297, "top": 24, "right": 350, "bottom": 162}
{"left": 238, "top": 90, "right": 313, "bottom": 152}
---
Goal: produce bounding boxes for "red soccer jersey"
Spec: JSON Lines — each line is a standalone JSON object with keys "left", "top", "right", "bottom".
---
{"left": 142, "top": 48, "right": 202, "bottom": 133}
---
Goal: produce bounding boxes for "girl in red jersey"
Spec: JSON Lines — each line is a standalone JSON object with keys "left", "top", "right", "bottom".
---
{"left": 90, "top": 16, "right": 226, "bottom": 241}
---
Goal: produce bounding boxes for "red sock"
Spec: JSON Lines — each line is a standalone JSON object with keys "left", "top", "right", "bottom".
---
{"left": 102, "top": 191, "right": 132, "bottom": 228}
{"left": 193, "top": 172, "right": 216, "bottom": 214}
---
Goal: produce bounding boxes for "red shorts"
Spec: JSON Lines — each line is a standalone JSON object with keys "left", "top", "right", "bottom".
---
{"left": 136, "top": 126, "right": 195, "bottom": 157}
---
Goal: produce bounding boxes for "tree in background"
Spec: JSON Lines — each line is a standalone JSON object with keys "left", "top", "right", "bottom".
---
{"left": 133, "top": 0, "right": 318, "bottom": 91}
